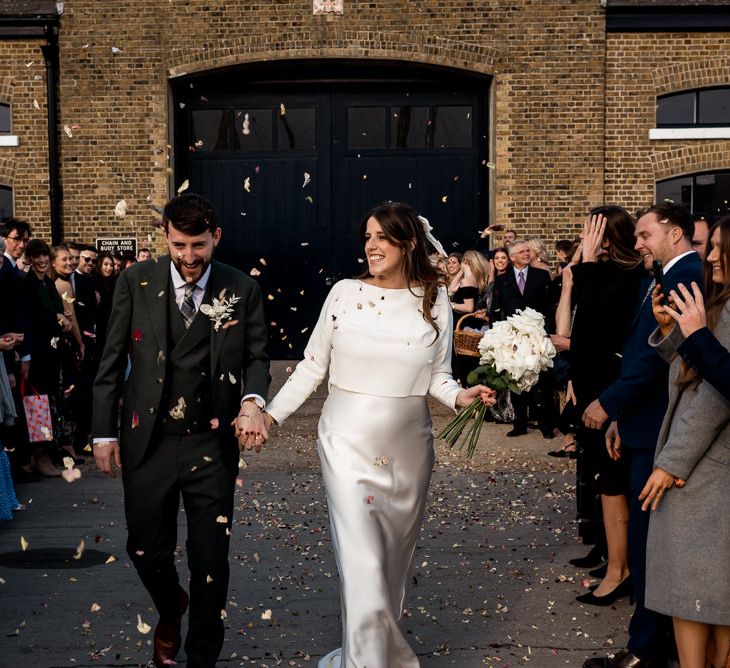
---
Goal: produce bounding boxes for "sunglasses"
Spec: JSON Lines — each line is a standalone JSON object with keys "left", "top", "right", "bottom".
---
{"left": 81, "top": 256, "right": 98, "bottom": 264}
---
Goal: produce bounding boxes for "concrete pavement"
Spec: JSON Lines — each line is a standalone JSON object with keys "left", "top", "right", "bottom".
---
{"left": 0, "top": 362, "right": 633, "bottom": 668}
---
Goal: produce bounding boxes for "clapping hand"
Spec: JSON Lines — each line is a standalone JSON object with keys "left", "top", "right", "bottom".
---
{"left": 663, "top": 282, "right": 707, "bottom": 338}
{"left": 581, "top": 214, "right": 607, "bottom": 263}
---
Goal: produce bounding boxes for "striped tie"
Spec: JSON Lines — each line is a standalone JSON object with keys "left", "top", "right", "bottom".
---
{"left": 181, "top": 283, "right": 197, "bottom": 329}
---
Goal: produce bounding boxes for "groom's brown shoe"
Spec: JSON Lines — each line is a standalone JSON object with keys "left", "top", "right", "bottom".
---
{"left": 153, "top": 587, "right": 189, "bottom": 667}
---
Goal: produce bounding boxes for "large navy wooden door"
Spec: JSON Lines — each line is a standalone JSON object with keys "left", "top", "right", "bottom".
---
{"left": 173, "top": 66, "right": 489, "bottom": 358}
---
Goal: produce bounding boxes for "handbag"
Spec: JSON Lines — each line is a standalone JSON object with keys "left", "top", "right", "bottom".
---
{"left": 21, "top": 382, "right": 54, "bottom": 443}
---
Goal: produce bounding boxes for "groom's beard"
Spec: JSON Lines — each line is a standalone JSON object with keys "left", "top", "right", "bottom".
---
{"left": 171, "top": 254, "right": 212, "bottom": 283}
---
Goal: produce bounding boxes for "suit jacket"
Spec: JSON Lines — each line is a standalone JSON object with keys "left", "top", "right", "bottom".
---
{"left": 599, "top": 252, "right": 703, "bottom": 449}
{"left": 92, "top": 258, "right": 271, "bottom": 470}
{"left": 489, "top": 266, "right": 552, "bottom": 323}
{"left": 0, "top": 257, "right": 32, "bottom": 357}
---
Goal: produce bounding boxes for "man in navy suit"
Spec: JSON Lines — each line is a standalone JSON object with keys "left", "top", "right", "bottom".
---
{"left": 490, "top": 239, "right": 555, "bottom": 437}
{"left": 582, "top": 202, "right": 703, "bottom": 668}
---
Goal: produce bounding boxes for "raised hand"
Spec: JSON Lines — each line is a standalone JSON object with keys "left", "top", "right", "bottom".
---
{"left": 664, "top": 282, "right": 707, "bottom": 338}
{"left": 581, "top": 213, "right": 607, "bottom": 263}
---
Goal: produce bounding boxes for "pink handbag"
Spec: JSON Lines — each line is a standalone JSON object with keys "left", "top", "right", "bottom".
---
{"left": 21, "top": 383, "right": 54, "bottom": 443}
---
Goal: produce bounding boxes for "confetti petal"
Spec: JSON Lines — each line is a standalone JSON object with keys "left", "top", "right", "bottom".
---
{"left": 73, "top": 539, "right": 85, "bottom": 560}
{"left": 216, "top": 515, "right": 228, "bottom": 524}
{"left": 176, "top": 179, "right": 189, "bottom": 194}
{"left": 90, "top": 603, "right": 101, "bottom": 613}
{"left": 20, "top": 536, "right": 28, "bottom": 551}
{"left": 243, "top": 177, "right": 251, "bottom": 192}
{"left": 114, "top": 199, "right": 128, "bottom": 217}
{"left": 136, "top": 614, "right": 151, "bottom": 634}
{"left": 261, "top": 609, "right": 272, "bottom": 620}
{"left": 169, "top": 397, "right": 186, "bottom": 420}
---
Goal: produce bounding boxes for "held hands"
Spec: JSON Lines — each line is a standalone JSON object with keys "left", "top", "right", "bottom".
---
{"left": 581, "top": 214, "right": 607, "bottom": 263}
{"left": 93, "top": 441, "right": 122, "bottom": 478}
{"left": 662, "top": 282, "right": 707, "bottom": 338}
{"left": 456, "top": 384, "right": 497, "bottom": 409}
{"left": 233, "top": 402, "right": 272, "bottom": 453}
{"left": 639, "top": 466, "right": 681, "bottom": 511}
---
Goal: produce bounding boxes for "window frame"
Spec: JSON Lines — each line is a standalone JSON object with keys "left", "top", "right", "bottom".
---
{"left": 656, "top": 86, "right": 730, "bottom": 129}
{"left": 656, "top": 169, "right": 730, "bottom": 217}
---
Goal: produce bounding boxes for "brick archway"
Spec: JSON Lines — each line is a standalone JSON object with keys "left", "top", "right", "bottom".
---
{"left": 652, "top": 60, "right": 730, "bottom": 96}
{"left": 166, "top": 30, "right": 498, "bottom": 79}
{"left": 651, "top": 141, "right": 730, "bottom": 180}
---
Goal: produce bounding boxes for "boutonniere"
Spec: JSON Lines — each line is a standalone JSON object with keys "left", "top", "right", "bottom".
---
{"left": 200, "top": 288, "right": 241, "bottom": 331}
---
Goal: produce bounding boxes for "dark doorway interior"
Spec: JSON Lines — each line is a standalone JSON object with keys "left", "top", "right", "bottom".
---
{"left": 172, "top": 60, "right": 490, "bottom": 358}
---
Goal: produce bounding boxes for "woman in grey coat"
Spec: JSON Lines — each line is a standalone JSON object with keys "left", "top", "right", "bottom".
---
{"left": 641, "top": 215, "right": 730, "bottom": 668}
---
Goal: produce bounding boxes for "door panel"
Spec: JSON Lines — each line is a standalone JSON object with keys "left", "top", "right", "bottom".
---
{"left": 174, "top": 75, "right": 488, "bottom": 358}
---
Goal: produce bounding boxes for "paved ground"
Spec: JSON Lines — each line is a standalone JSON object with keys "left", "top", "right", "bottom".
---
{"left": 0, "top": 362, "right": 633, "bottom": 668}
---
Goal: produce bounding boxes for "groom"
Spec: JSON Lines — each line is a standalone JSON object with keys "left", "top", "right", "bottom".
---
{"left": 92, "top": 193, "right": 271, "bottom": 667}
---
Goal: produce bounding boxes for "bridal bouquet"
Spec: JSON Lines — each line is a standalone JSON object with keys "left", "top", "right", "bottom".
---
{"left": 439, "top": 307, "right": 556, "bottom": 458}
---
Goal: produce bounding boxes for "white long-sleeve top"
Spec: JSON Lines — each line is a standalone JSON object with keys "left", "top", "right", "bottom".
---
{"left": 266, "top": 279, "right": 462, "bottom": 424}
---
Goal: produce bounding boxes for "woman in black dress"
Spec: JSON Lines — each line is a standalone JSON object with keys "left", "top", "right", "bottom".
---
{"left": 24, "top": 239, "right": 74, "bottom": 476}
{"left": 568, "top": 207, "right": 645, "bottom": 605}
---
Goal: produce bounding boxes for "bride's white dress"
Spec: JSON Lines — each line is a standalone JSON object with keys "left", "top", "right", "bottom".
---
{"left": 266, "top": 279, "right": 462, "bottom": 668}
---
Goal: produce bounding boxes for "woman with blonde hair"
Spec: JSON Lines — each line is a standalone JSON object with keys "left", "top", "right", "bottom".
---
{"left": 526, "top": 236, "right": 554, "bottom": 277}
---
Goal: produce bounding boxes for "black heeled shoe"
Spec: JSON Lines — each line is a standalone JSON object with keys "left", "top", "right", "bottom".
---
{"left": 576, "top": 576, "right": 633, "bottom": 606}
{"left": 547, "top": 446, "right": 577, "bottom": 459}
{"left": 569, "top": 543, "right": 607, "bottom": 568}
{"left": 589, "top": 563, "right": 608, "bottom": 578}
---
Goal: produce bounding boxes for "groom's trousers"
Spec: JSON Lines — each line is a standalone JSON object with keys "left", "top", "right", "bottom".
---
{"left": 122, "top": 431, "right": 238, "bottom": 668}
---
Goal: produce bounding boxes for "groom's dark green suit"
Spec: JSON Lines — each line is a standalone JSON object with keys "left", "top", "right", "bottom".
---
{"left": 93, "top": 257, "right": 270, "bottom": 667}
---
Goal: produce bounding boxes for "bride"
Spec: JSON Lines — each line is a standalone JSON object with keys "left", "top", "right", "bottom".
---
{"left": 263, "top": 202, "right": 495, "bottom": 667}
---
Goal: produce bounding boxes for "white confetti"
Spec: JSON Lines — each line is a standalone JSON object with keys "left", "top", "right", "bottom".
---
{"left": 242, "top": 113, "right": 250, "bottom": 136}
{"left": 243, "top": 177, "right": 251, "bottom": 192}
{"left": 216, "top": 515, "right": 228, "bottom": 524}
{"left": 114, "top": 199, "right": 128, "bottom": 217}
{"left": 111, "top": 47, "right": 124, "bottom": 55}
{"left": 249, "top": 267, "right": 261, "bottom": 277}
{"left": 50, "top": 336, "right": 59, "bottom": 349}
{"left": 73, "top": 539, "right": 85, "bottom": 560}
{"left": 169, "top": 397, "right": 186, "bottom": 420}
{"left": 302, "top": 172, "right": 311, "bottom": 188}
{"left": 33, "top": 99, "right": 40, "bottom": 111}
{"left": 261, "top": 609, "right": 272, "bottom": 620}
{"left": 90, "top": 603, "right": 101, "bottom": 613}
{"left": 176, "top": 179, "right": 189, "bottom": 194}
{"left": 63, "top": 125, "right": 73, "bottom": 138}
{"left": 136, "top": 614, "right": 151, "bottom": 634}
{"left": 20, "top": 536, "right": 28, "bottom": 551}
{"left": 228, "top": 372, "right": 236, "bottom": 385}
{"left": 279, "top": 103, "right": 286, "bottom": 116}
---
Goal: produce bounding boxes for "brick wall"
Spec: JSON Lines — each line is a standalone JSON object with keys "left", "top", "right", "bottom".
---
{"left": 0, "top": 3, "right": 726, "bottom": 252}
{"left": 51, "top": 0, "right": 606, "bottom": 251}
{"left": 606, "top": 33, "right": 730, "bottom": 213}
{"left": 0, "top": 41, "right": 51, "bottom": 237}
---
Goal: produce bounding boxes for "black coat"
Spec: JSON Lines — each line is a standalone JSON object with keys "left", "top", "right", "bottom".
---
{"left": 0, "top": 257, "right": 32, "bottom": 357}
{"left": 72, "top": 271, "right": 98, "bottom": 338}
{"left": 489, "top": 266, "right": 552, "bottom": 323}
{"left": 92, "top": 258, "right": 271, "bottom": 470}
{"left": 569, "top": 261, "right": 645, "bottom": 411}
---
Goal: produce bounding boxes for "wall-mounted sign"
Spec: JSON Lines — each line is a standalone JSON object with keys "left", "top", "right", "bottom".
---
{"left": 313, "top": 0, "right": 343, "bottom": 14}
{"left": 96, "top": 237, "right": 137, "bottom": 256}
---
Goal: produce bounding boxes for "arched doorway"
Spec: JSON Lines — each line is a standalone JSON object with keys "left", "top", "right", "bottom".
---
{"left": 172, "top": 60, "right": 491, "bottom": 358}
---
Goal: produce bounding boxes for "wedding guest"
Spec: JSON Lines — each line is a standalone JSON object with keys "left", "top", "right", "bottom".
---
{"left": 691, "top": 213, "right": 711, "bottom": 261}
{"left": 264, "top": 202, "right": 495, "bottom": 668}
{"left": 582, "top": 201, "right": 702, "bottom": 668}
{"left": 50, "top": 245, "right": 85, "bottom": 463}
{"left": 641, "top": 214, "right": 730, "bottom": 668}
{"left": 94, "top": 251, "right": 116, "bottom": 353}
{"left": 137, "top": 247, "right": 152, "bottom": 262}
{"left": 24, "top": 239, "right": 72, "bottom": 477}
{"left": 567, "top": 207, "right": 644, "bottom": 607}
{"left": 112, "top": 254, "right": 123, "bottom": 276}
{"left": 0, "top": 221, "right": 34, "bottom": 481}
{"left": 526, "top": 235, "right": 554, "bottom": 278}
{"left": 0, "top": 329, "right": 22, "bottom": 521}
{"left": 446, "top": 252, "right": 463, "bottom": 295}
{"left": 484, "top": 247, "right": 510, "bottom": 312}
{"left": 490, "top": 239, "right": 555, "bottom": 438}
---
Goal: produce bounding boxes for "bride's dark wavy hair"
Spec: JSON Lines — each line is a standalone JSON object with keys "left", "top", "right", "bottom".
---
{"left": 357, "top": 201, "right": 443, "bottom": 340}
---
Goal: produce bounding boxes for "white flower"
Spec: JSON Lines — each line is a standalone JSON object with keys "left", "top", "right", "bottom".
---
{"left": 200, "top": 289, "right": 241, "bottom": 331}
{"left": 474, "top": 307, "right": 556, "bottom": 393}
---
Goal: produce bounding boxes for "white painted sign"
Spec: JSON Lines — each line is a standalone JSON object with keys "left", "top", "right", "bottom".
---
{"left": 313, "top": 0, "right": 343, "bottom": 14}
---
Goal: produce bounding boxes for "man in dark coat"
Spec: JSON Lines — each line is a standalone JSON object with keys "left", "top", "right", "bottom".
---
{"left": 490, "top": 239, "right": 555, "bottom": 437}
{"left": 93, "top": 194, "right": 271, "bottom": 668}
{"left": 582, "top": 202, "right": 703, "bottom": 668}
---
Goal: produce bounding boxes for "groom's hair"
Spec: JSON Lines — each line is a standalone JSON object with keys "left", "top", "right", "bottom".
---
{"left": 163, "top": 193, "right": 219, "bottom": 236}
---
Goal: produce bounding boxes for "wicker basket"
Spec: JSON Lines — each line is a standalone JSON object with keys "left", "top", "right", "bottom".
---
{"left": 453, "top": 310, "right": 488, "bottom": 357}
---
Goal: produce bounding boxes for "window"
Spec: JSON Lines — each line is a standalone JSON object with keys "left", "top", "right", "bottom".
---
{"left": 657, "top": 87, "right": 730, "bottom": 127}
{"left": 0, "top": 103, "right": 9, "bottom": 134}
{"left": 234, "top": 109, "right": 274, "bottom": 151}
{"left": 0, "top": 186, "right": 12, "bottom": 220}
{"left": 656, "top": 171, "right": 730, "bottom": 217}
{"left": 347, "top": 104, "right": 474, "bottom": 150}
{"left": 278, "top": 108, "right": 316, "bottom": 151}
{"left": 191, "top": 110, "right": 230, "bottom": 151}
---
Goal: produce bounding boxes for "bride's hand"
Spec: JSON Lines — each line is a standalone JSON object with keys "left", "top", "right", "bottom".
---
{"left": 456, "top": 384, "right": 497, "bottom": 408}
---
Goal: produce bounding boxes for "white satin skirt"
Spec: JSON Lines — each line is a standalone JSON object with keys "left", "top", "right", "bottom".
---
{"left": 318, "top": 386, "right": 435, "bottom": 668}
